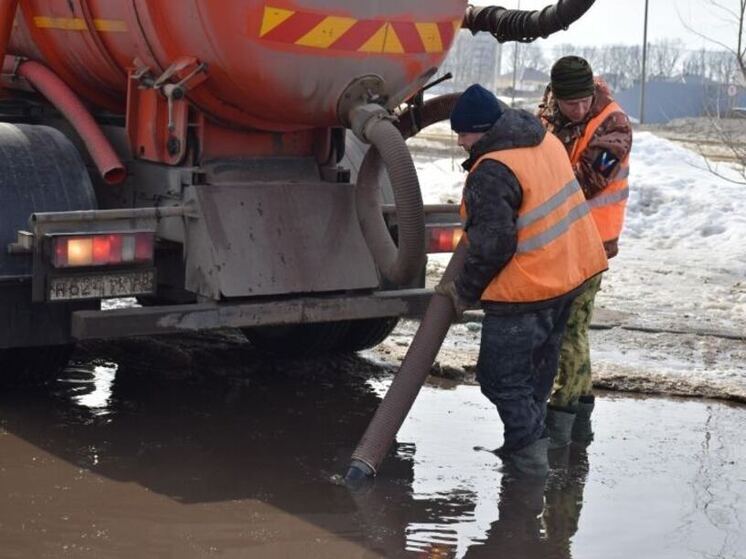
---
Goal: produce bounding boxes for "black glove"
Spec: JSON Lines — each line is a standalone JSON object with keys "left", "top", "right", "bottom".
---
{"left": 434, "top": 280, "right": 471, "bottom": 320}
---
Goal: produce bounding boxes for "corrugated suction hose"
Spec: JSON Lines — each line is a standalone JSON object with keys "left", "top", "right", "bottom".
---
{"left": 345, "top": 240, "right": 467, "bottom": 484}
{"left": 353, "top": 107, "right": 425, "bottom": 286}
{"left": 353, "top": 94, "right": 460, "bottom": 286}
{"left": 463, "top": 0, "right": 596, "bottom": 43}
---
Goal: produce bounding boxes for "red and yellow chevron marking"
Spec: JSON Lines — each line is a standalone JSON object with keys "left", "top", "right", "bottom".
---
{"left": 259, "top": 6, "right": 461, "bottom": 54}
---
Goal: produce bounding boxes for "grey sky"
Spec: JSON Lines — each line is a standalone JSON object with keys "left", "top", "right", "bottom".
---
{"left": 471, "top": 0, "right": 739, "bottom": 51}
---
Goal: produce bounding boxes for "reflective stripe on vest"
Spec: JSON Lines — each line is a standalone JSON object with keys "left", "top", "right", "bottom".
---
{"left": 517, "top": 197, "right": 590, "bottom": 253}
{"left": 570, "top": 101, "right": 630, "bottom": 242}
{"left": 463, "top": 133, "right": 608, "bottom": 303}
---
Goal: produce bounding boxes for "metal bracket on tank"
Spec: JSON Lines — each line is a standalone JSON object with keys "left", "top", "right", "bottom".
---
{"left": 337, "top": 75, "right": 388, "bottom": 129}
{"left": 397, "top": 72, "right": 454, "bottom": 137}
{"left": 126, "top": 56, "right": 208, "bottom": 165}
{"left": 4, "top": 55, "right": 25, "bottom": 79}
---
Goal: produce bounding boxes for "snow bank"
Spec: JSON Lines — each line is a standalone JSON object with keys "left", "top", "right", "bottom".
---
{"left": 606, "top": 132, "right": 746, "bottom": 331}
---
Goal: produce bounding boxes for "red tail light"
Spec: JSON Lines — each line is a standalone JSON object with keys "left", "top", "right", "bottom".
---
{"left": 51, "top": 232, "right": 155, "bottom": 268}
{"left": 427, "top": 226, "right": 463, "bottom": 253}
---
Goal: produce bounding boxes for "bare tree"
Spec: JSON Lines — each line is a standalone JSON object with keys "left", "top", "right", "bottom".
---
{"left": 505, "top": 43, "right": 547, "bottom": 73}
{"left": 682, "top": 0, "right": 746, "bottom": 82}
{"left": 648, "top": 39, "right": 684, "bottom": 79}
{"left": 708, "top": 50, "right": 739, "bottom": 83}
{"left": 615, "top": 46, "right": 642, "bottom": 88}
{"left": 439, "top": 31, "right": 501, "bottom": 92}
{"left": 694, "top": 118, "right": 746, "bottom": 185}
{"left": 524, "top": 44, "right": 548, "bottom": 72}
{"left": 683, "top": 48, "right": 708, "bottom": 77}
{"left": 550, "top": 44, "right": 642, "bottom": 90}
{"left": 680, "top": 3, "right": 746, "bottom": 184}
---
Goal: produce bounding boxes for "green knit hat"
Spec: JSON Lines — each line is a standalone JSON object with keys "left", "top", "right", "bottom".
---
{"left": 551, "top": 56, "right": 594, "bottom": 100}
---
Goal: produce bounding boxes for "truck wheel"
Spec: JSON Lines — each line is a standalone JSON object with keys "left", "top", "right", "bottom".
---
{"left": 0, "top": 123, "right": 95, "bottom": 388}
{"left": 337, "top": 317, "right": 399, "bottom": 352}
{"left": 242, "top": 321, "right": 350, "bottom": 358}
{"left": 0, "top": 345, "right": 74, "bottom": 389}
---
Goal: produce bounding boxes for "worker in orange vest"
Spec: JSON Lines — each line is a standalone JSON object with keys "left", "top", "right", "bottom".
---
{"left": 436, "top": 84, "right": 607, "bottom": 477}
{"left": 538, "top": 56, "right": 633, "bottom": 449}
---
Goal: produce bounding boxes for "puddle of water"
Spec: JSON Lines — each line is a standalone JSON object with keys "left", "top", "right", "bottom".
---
{"left": 0, "top": 344, "right": 743, "bottom": 558}
{"left": 374, "top": 377, "right": 746, "bottom": 559}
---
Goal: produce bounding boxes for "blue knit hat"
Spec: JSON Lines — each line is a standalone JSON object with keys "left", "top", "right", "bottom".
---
{"left": 450, "top": 84, "right": 503, "bottom": 133}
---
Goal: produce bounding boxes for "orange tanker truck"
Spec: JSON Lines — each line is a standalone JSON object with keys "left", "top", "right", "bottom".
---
{"left": 0, "top": 0, "right": 594, "bottom": 385}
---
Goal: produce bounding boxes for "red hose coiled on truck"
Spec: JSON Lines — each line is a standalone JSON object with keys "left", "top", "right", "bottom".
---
{"left": 2, "top": 57, "right": 126, "bottom": 185}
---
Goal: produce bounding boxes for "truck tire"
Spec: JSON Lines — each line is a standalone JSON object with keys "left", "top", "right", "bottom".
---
{"left": 0, "top": 345, "right": 74, "bottom": 389}
{"left": 0, "top": 123, "right": 97, "bottom": 278}
{"left": 338, "top": 317, "right": 399, "bottom": 352}
{"left": 0, "top": 123, "right": 97, "bottom": 387}
{"left": 242, "top": 321, "right": 351, "bottom": 358}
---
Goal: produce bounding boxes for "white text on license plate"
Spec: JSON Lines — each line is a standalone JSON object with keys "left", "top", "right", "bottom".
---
{"left": 48, "top": 270, "right": 156, "bottom": 301}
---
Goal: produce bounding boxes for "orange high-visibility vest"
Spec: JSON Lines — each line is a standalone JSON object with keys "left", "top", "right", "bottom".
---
{"left": 461, "top": 133, "right": 608, "bottom": 303}
{"left": 570, "top": 101, "right": 630, "bottom": 242}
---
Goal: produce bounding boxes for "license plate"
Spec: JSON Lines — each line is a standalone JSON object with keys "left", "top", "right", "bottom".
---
{"left": 48, "top": 269, "right": 156, "bottom": 301}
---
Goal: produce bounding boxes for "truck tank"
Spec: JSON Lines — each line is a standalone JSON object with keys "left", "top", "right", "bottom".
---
{"left": 7, "top": 0, "right": 466, "bottom": 131}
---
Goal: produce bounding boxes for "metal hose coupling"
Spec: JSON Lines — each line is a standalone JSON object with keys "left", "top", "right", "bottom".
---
{"left": 344, "top": 458, "right": 376, "bottom": 489}
{"left": 348, "top": 103, "right": 395, "bottom": 145}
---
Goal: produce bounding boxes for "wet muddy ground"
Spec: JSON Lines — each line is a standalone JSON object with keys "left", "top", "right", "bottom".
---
{"left": 1, "top": 332, "right": 744, "bottom": 558}
{"left": 371, "top": 316, "right": 746, "bottom": 404}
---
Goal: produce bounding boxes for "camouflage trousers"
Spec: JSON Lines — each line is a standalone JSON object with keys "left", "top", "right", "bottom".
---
{"left": 549, "top": 274, "right": 603, "bottom": 409}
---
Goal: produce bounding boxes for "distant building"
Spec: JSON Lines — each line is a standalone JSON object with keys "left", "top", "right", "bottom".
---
{"left": 495, "top": 67, "right": 550, "bottom": 93}
{"left": 616, "top": 76, "right": 746, "bottom": 123}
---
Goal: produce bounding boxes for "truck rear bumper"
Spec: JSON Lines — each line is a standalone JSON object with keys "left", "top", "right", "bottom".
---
{"left": 70, "top": 289, "right": 434, "bottom": 341}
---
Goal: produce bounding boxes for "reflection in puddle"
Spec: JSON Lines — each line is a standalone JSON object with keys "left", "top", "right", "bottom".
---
{"left": 393, "top": 382, "right": 503, "bottom": 557}
{"left": 370, "top": 378, "right": 534, "bottom": 557}
{"left": 101, "top": 297, "right": 138, "bottom": 311}
{"left": 371, "top": 379, "right": 745, "bottom": 559}
{"left": 61, "top": 361, "right": 118, "bottom": 415}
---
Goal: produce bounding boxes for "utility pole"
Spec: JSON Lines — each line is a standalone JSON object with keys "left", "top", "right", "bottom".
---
{"left": 496, "top": 42, "right": 503, "bottom": 91}
{"left": 639, "top": 0, "right": 649, "bottom": 124}
{"left": 511, "top": 0, "right": 521, "bottom": 107}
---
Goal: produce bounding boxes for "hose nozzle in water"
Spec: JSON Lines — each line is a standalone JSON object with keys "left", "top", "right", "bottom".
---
{"left": 344, "top": 242, "right": 468, "bottom": 487}
{"left": 344, "top": 459, "right": 376, "bottom": 489}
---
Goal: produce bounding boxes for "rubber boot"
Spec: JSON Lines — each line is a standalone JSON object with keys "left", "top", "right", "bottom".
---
{"left": 499, "top": 438, "right": 549, "bottom": 478}
{"left": 546, "top": 407, "right": 576, "bottom": 450}
{"left": 571, "top": 395, "right": 595, "bottom": 446}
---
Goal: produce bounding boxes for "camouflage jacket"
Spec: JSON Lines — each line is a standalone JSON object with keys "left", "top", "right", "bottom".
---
{"left": 537, "top": 79, "right": 632, "bottom": 257}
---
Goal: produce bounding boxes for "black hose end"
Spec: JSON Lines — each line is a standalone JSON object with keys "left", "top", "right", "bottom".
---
{"left": 344, "top": 459, "right": 375, "bottom": 490}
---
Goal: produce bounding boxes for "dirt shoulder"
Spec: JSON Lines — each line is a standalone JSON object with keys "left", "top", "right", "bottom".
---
{"left": 639, "top": 116, "right": 746, "bottom": 162}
